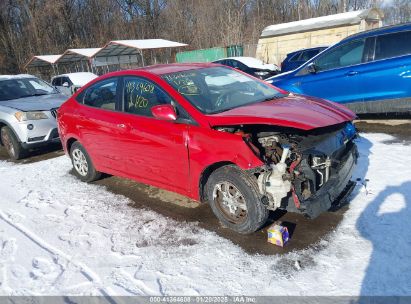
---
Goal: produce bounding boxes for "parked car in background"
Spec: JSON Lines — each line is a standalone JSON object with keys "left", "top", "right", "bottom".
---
{"left": 266, "top": 23, "right": 411, "bottom": 114}
{"left": 0, "top": 74, "right": 67, "bottom": 160}
{"left": 213, "top": 57, "right": 280, "bottom": 79}
{"left": 281, "top": 46, "right": 328, "bottom": 72}
{"left": 58, "top": 63, "right": 358, "bottom": 234}
{"left": 51, "top": 72, "right": 98, "bottom": 96}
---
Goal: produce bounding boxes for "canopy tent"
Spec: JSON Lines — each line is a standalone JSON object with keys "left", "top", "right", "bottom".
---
{"left": 55, "top": 48, "right": 101, "bottom": 64}
{"left": 53, "top": 48, "right": 102, "bottom": 73}
{"left": 24, "top": 39, "right": 188, "bottom": 78}
{"left": 24, "top": 54, "right": 62, "bottom": 69}
{"left": 94, "top": 39, "right": 188, "bottom": 66}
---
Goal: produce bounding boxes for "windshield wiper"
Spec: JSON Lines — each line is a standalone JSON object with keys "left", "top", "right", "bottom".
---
{"left": 19, "top": 93, "right": 49, "bottom": 98}
{"left": 260, "top": 94, "right": 285, "bottom": 102}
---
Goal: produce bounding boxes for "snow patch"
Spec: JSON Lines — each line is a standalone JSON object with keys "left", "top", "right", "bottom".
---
{"left": 0, "top": 133, "right": 410, "bottom": 295}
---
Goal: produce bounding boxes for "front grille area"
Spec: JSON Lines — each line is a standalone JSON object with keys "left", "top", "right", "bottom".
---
{"left": 50, "top": 108, "right": 58, "bottom": 119}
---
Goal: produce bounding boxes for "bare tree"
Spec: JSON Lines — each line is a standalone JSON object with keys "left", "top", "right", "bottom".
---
{"left": 0, "top": 0, "right": 406, "bottom": 74}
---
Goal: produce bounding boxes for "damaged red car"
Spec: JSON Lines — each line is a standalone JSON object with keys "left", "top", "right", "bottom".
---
{"left": 57, "top": 63, "right": 358, "bottom": 234}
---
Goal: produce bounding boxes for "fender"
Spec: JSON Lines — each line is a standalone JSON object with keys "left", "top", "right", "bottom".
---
{"left": 187, "top": 125, "right": 264, "bottom": 201}
{"left": 0, "top": 119, "right": 21, "bottom": 145}
{"left": 60, "top": 133, "right": 81, "bottom": 154}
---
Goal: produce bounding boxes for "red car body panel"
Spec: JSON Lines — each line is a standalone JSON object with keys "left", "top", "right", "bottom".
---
{"left": 57, "top": 63, "right": 355, "bottom": 201}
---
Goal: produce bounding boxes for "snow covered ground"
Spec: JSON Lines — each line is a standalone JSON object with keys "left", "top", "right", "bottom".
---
{"left": 0, "top": 133, "right": 410, "bottom": 296}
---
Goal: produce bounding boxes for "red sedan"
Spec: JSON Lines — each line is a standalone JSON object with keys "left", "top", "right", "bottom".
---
{"left": 57, "top": 63, "right": 358, "bottom": 234}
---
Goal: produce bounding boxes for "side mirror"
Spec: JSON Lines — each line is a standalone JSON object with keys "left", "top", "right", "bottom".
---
{"left": 151, "top": 104, "right": 177, "bottom": 121}
{"left": 307, "top": 62, "right": 317, "bottom": 74}
{"left": 62, "top": 82, "right": 69, "bottom": 87}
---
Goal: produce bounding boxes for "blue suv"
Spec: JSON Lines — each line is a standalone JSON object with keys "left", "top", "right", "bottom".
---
{"left": 281, "top": 46, "right": 328, "bottom": 72}
{"left": 267, "top": 23, "right": 411, "bottom": 114}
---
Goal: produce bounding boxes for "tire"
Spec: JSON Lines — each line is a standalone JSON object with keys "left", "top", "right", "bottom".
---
{"left": 205, "top": 165, "right": 269, "bottom": 234}
{"left": 70, "top": 141, "right": 101, "bottom": 182}
{"left": 0, "top": 126, "right": 26, "bottom": 160}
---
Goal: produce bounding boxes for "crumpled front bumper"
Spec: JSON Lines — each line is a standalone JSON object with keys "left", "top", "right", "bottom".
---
{"left": 296, "top": 143, "right": 359, "bottom": 218}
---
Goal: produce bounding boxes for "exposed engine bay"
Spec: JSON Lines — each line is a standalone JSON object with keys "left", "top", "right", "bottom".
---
{"left": 214, "top": 122, "right": 358, "bottom": 218}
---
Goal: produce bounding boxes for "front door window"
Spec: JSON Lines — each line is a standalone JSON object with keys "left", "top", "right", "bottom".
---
{"left": 315, "top": 39, "right": 365, "bottom": 72}
{"left": 123, "top": 77, "right": 173, "bottom": 117}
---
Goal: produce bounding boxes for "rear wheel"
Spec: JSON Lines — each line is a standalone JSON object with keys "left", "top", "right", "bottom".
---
{"left": 206, "top": 165, "right": 269, "bottom": 234}
{"left": 70, "top": 141, "right": 101, "bottom": 182}
{"left": 0, "top": 126, "right": 26, "bottom": 160}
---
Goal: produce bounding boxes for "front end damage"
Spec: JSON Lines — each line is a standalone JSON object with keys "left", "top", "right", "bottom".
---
{"left": 215, "top": 122, "right": 358, "bottom": 218}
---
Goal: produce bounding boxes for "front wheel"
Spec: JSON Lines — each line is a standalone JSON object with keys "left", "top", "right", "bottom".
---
{"left": 70, "top": 141, "right": 101, "bottom": 182}
{"left": 0, "top": 126, "right": 26, "bottom": 160}
{"left": 206, "top": 165, "right": 269, "bottom": 234}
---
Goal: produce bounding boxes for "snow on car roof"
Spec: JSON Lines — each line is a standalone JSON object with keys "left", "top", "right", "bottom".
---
{"left": 261, "top": 9, "right": 382, "bottom": 37}
{"left": 52, "top": 72, "right": 98, "bottom": 86}
{"left": 0, "top": 74, "right": 35, "bottom": 81}
{"left": 220, "top": 57, "right": 279, "bottom": 70}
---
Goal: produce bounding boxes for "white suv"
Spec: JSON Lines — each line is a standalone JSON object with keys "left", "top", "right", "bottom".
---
{"left": 51, "top": 72, "right": 98, "bottom": 96}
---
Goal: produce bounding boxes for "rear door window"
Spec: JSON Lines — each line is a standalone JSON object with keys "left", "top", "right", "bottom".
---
{"left": 315, "top": 39, "right": 365, "bottom": 72}
{"left": 374, "top": 30, "right": 411, "bottom": 60}
{"left": 83, "top": 78, "right": 118, "bottom": 110}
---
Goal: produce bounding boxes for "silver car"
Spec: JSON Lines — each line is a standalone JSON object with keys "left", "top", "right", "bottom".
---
{"left": 0, "top": 74, "right": 67, "bottom": 160}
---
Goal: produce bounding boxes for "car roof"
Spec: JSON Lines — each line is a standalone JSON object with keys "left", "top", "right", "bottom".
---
{"left": 0, "top": 74, "right": 35, "bottom": 81}
{"left": 213, "top": 56, "right": 279, "bottom": 70}
{"left": 136, "top": 63, "right": 220, "bottom": 75}
{"left": 53, "top": 72, "right": 98, "bottom": 86}
{"left": 52, "top": 72, "right": 97, "bottom": 78}
{"left": 213, "top": 56, "right": 263, "bottom": 65}
{"left": 342, "top": 22, "right": 411, "bottom": 42}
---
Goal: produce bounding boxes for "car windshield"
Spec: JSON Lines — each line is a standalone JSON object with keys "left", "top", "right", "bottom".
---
{"left": 162, "top": 67, "right": 285, "bottom": 114}
{"left": 0, "top": 78, "right": 57, "bottom": 101}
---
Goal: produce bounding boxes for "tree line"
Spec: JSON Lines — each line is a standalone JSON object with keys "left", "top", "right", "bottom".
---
{"left": 0, "top": 0, "right": 410, "bottom": 74}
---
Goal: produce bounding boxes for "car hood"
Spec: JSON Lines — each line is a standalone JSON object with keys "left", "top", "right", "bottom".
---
{"left": 206, "top": 94, "right": 356, "bottom": 130}
{"left": 0, "top": 93, "right": 68, "bottom": 111}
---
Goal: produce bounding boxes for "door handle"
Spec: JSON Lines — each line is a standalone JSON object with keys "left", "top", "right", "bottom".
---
{"left": 346, "top": 71, "right": 359, "bottom": 76}
{"left": 117, "top": 124, "right": 127, "bottom": 128}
